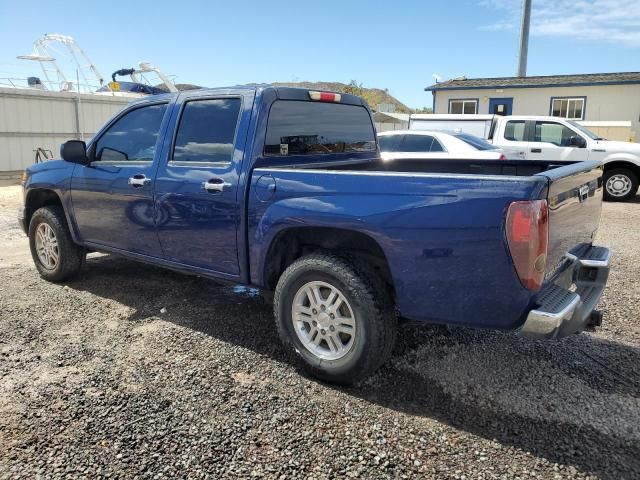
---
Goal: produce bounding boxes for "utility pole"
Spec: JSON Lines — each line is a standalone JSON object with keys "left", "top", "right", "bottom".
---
{"left": 517, "top": 0, "right": 532, "bottom": 77}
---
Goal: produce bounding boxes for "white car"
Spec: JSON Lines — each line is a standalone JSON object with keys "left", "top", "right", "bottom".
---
{"left": 378, "top": 130, "right": 508, "bottom": 162}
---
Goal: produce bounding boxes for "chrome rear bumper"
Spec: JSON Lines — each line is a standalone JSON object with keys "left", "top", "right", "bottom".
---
{"left": 519, "top": 245, "right": 611, "bottom": 340}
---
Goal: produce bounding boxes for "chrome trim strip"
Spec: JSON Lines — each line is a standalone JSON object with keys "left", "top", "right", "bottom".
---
{"left": 253, "top": 167, "right": 541, "bottom": 183}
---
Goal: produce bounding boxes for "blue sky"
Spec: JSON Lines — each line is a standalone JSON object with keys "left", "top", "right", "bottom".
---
{"left": 0, "top": 0, "right": 638, "bottom": 109}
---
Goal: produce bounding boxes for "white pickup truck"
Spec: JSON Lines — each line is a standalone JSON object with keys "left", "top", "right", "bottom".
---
{"left": 410, "top": 114, "right": 640, "bottom": 201}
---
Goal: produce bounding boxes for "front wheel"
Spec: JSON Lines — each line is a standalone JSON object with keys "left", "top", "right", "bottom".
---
{"left": 603, "top": 168, "right": 639, "bottom": 202}
{"left": 274, "top": 253, "right": 396, "bottom": 385}
{"left": 29, "top": 206, "right": 84, "bottom": 282}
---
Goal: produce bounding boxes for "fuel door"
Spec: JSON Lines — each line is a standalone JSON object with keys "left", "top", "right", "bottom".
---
{"left": 254, "top": 174, "right": 277, "bottom": 202}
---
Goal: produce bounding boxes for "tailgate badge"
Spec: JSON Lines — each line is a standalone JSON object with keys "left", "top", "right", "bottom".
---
{"left": 578, "top": 185, "right": 589, "bottom": 202}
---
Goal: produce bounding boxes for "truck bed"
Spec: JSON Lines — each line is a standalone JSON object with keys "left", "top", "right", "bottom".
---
{"left": 249, "top": 158, "right": 604, "bottom": 331}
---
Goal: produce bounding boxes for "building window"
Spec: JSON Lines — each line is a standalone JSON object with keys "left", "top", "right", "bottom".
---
{"left": 449, "top": 99, "right": 478, "bottom": 114}
{"left": 550, "top": 97, "right": 585, "bottom": 120}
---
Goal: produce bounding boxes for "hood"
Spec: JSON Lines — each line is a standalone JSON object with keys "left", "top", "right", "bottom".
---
{"left": 27, "top": 159, "right": 72, "bottom": 174}
{"left": 594, "top": 139, "right": 640, "bottom": 154}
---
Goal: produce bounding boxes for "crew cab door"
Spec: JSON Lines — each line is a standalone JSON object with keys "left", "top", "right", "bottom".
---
{"left": 496, "top": 119, "right": 528, "bottom": 159}
{"left": 153, "top": 90, "right": 253, "bottom": 278}
{"left": 70, "top": 100, "right": 171, "bottom": 255}
{"left": 526, "top": 120, "right": 589, "bottom": 162}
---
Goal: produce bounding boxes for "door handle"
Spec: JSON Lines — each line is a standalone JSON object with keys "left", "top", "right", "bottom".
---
{"left": 128, "top": 174, "right": 151, "bottom": 187}
{"left": 202, "top": 178, "right": 231, "bottom": 193}
{"left": 531, "top": 148, "right": 542, "bottom": 153}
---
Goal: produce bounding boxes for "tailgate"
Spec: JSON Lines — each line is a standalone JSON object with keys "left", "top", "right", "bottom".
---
{"left": 538, "top": 160, "right": 603, "bottom": 282}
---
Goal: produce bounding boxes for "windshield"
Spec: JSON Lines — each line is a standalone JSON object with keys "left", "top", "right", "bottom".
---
{"left": 453, "top": 133, "right": 499, "bottom": 150}
{"left": 567, "top": 120, "right": 600, "bottom": 140}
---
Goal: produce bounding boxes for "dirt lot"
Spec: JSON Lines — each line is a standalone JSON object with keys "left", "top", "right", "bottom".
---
{"left": 1, "top": 184, "right": 639, "bottom": 479}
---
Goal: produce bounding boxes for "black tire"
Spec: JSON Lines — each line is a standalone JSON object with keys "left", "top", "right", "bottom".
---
{"left": 274, "top": 253, "right": 396, "bottom": 385}
{"left": 29, "top": 206, "right": 84, "bottom": 282}
{"left": 603, "top": 167, "right": 639, "bottom": 202}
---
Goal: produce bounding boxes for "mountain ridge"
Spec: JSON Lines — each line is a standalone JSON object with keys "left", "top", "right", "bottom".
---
{"left": 248, "top": 81, "right": 410, "bottom": 113}
{"left": 166, "top": 81, "right": 411, "bottom": 113}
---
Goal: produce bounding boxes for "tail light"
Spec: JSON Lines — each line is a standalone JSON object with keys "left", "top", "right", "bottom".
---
{"left": 505, "top": 200, "right": 549, "bottom": 291}
{"left": 499, "top": 153, "right": 507, "bottom": 160}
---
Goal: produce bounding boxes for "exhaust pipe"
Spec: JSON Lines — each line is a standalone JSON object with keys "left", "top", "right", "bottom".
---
{"left": 586, "top": 310, "right": 603, "bottom": 329}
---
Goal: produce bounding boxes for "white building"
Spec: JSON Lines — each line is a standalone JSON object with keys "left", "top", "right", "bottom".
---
{"left": 373, "top": 111, "right": 410, "bottom": 132}
{"left": 0, "top": 87, "right": 130, "bottom": 176}
{"left": 426, "top": 72, "right": 640, "bottom": 141}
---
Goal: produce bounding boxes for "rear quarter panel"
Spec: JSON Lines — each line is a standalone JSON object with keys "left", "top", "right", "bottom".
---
{"left": 248, "top": 168, "right": 548, "bottom": 330}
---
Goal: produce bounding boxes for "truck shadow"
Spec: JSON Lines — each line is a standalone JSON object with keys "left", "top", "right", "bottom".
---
{"left": 69, "top": 254, "right": 640, "bottom": 479}
{"left": 615, "top": 194, "right": 640, "bottom": 204}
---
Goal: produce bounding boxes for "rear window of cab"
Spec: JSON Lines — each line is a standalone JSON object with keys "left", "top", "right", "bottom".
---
{"left": 264, "top": 100, "right": 376, "bottom": 156}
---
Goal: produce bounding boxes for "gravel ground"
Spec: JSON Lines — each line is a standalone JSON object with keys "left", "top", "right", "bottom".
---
{"left": 1, "top": 184, "right": 639, "bottom": 479}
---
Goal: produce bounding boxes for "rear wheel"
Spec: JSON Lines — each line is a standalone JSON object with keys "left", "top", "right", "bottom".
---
{"left": 603, "top": 168, "right": 638, "bottom": 202}
{"left": 29, "top": 206, "right": 84, "bottom": 282}
{"left": 274, "top": 253, "right": 396, "bottom": 385}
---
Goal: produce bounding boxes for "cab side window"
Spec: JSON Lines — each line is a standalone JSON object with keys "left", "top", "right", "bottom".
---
{"left": 534, "top": 121, "right": 576, "bottom": 147}
{"left": 94, "top": 103, "right": 167, "bottom": 162}
{"left": 504, "top": 120, "right": 526, "bottom": 141}
{"left": 401, "top": 135, "right": 434, "bottom": 152}
{"left": 430, "top": 138, "right": 445, "bottom": 152}
{"left": 378, "top": 135, "right": 402, "bottom": 152}
{"left": 172, "top": 98, "right": 242, "bottom": 163}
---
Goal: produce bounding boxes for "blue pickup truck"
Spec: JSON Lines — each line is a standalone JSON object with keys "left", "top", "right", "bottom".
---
{"left": 19, "top": 86, "right": 611, "bottom": 384}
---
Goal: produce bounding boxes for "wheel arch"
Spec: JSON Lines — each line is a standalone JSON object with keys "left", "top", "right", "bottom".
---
{"left": 262, "top": 226, "right": 395, "bottom": 298}
{"left": 25, "top": 188, "right": 64, "bottom": 230}
{"left": 603, "top": 159, "right": 640, "bottom": 178}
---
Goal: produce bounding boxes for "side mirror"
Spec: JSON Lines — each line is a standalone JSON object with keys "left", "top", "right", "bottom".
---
{"left": 568, "top": 135, "right": 587, "bottom": 148}
{"left": 60, "top": 140, "right": 89, "bottom": 164}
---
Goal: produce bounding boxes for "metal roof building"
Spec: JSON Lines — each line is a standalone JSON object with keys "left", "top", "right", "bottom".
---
{"left": 425, "top": 72, "right": 640, "bottom": 141}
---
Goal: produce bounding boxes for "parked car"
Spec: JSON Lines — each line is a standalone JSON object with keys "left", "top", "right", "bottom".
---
{"left": 377, "top": 130, "right": 508, "bottom": 161}
{"left": 410, "top": 114, "right": 640, "bottom": 201}
{"left": 410, "top": 114, "right": 495, "bottom": 138}
{"left": 19, "top": 86, "right": 611, "bottom": 385}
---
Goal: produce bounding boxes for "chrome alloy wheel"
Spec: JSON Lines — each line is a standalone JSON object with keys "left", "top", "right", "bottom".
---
{"left": 292, "top": 281, "right": 356, "bottom": 360}
{"left": 606, "top": 174, "right": 633, "bottom": 197}
{"left": 35, "top": 223, "right": 59, "bottom": 270}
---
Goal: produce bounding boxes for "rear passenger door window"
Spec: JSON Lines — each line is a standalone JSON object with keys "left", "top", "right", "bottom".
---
{"left": 172, "top": 98, "right": 242, "bottom": 164}
{"left": 430, "top": 138, "right": 444, "bottom": 152}
{"left": 378, "top": 135, "right": 402, "bottom": 152}
{"left": 401, "top": 135, "right": 434, "bottom": 152}
{"left": 504, "top": 120, "right": 526, "bottom": 142}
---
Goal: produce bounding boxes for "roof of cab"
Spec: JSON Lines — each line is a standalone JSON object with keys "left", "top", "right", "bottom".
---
{"left": 129, "top": 85, "right": 367, "bottom": 107}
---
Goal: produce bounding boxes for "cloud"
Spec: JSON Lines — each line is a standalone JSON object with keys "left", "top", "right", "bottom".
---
{"left": 175, "top": 142, "right": 233, "bottom": 155}
{"left": 480, "top": 0, "right": 640, "bottom": 47}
